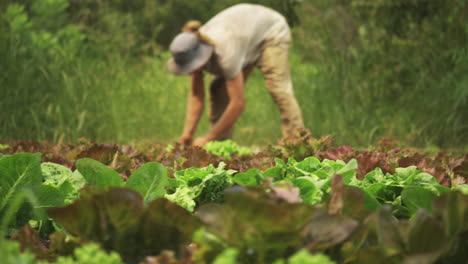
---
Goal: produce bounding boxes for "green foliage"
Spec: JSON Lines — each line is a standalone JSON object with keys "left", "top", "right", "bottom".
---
{"left": 1, "top": 0, "right": 467, "bottom": 149}
{"left": 41, "top": 162, "right": 82, "bottom": 204}
{"left": 125, "top": 162, "right": 168, "bottom": 203}
{"left": 165, "top": 162, "right": 235, "bottom": 211}
{"left": 150, "top": 0, "right": 300, "bottom": 47}
{"left": 48, "top": 243, "right": 123, "bottom": 264}
{"left": 454, "top": 184, "right": 468, "bottom": 194}
{"left": 0, "top": 239, "right": 37, "bottom": 264}
{"left": 0, "top": 149, "right": 467, "bottom": 263}
{"left": 195, "top": 186, "right": 468, "bottom": 263}
{"left": 232, "top": 168, "right": 264, "bottom": 185}
{"left": 48, "top": 188, "right": 201, "bottom": 264}
{"left": 0, "top": 239, "right": 123, "bottom": 264}
{"left": 349, "top": 166, "right": 450, "bottom": 217}
{"left": 0, "top": 144, "right": 10, "bottom": 151}
{"left": 0, "top": 153, "right": 45, "bottom": 232}
{"left": 195, "top": 185, "right": 318, "bottom": 263}
{"left": 212, "top": 248, "right": 239, "bottom": 264}
{"left": 293, "top": 0, "right": 468, "bottom": 147}
{"left": 0, "top": 153, "right": 42, "bottom": 212}
{"left": 75, "top": 158, "right": 123, "bottom": 188}
{"left": 0, "top": 154, "right": 87, "bottom": 236}
{"left": 274, "top": 250, "right": 336, "bottom": 264}
{"left": 203, "top": 140, "right": 252, "bottom": 160}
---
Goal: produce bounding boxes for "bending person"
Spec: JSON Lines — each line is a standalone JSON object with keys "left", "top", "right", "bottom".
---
{"left": 167, "top": 3, "right": 304, "bottom": 147}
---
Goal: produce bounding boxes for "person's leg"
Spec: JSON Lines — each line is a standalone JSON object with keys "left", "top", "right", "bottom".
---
{"left": 257, "top": 41, "right": 304, "bottom": 137}
{"left": 209, "top": 66, "right": 255, "bottom": 140}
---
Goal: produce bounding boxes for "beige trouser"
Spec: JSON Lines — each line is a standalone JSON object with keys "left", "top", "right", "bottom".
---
{"left": 209, "top": 40, "right": 304, "bottom": 139}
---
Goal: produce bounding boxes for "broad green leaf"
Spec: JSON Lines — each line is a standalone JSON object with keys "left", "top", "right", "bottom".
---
{"left": 41, "top": 162, "right": 72, "bottom": 186}
{"left": 362, "top": 168, "right": 386, "bottom": 184}
{"left": 372, "top": 206, "right": 405, "bottom": 255}
{"left": 222, "top": 186, "right": 316, "bottom": 234}
{"left": 263, "top": 166, "right": 283, "bottom": 181}
{"left": 192, "top": 227, "right": 226, "bottom": 264}
{"left": 48, "top": 188, "right": 179, "bottom": 263}
{"left": 49, "top": 188, "right": 145, "bottom": 238}
{"left": 401, "top": 187, "right": 435, "bottom": 215}
{"left": 41, "top": 162, "right": 80, "bottom": 203}
{"left": 407, "top": 210, "right": 447, "bottom": 254}
{"left": 75, "top": 158, "right": 123, "bottom": 188}
{"left": 53, "top": 243, "right": 123, "bottom": 264}
{"left": 100, "top": 188, "right": 145, "bottom": 231}
{"left": 394, "top": 167, "right": 439, "bottom": 186}
{"left": 337, "top": 187, "right": 380, "bottom": 219}
{"left": 0, "top": 153, "right": 42, "bottom": 211}
{"left": 164, "top": 188, "right": 197, "bottom": 212}
{"left": 142, "top": 198, "right": 202, "bottom": 253}
{"left": 196, "top": 185, "right": 317, "bottom": 262}
{"left": 312, "top": 165, "right": 335, "bottom": 179}
{"left": 288, "top": 177, "right": 321, "bottom": 204}
{"left": 213, "top": 248, "right": 239, "bottom": 264}
{"left": 0, "top": 239, "right": 36, "bottom": 264}
{"left": 302, "top": 210, "right": 358, "bottom": 250}
{"left": 165, "top": 162, "right": 234, "bottom": 211}
{"left": 34, "top": 185, "right": 66, "bottom": 219}
{"left": 340, "top": 207, "right": 405, "bottom": 263}
{"left": 432, "top": 191, "right": 468, "bottom": 236}
{"left": 70, "top": 170, "right": 86, "bottom": 191}
{"left": 203, "top": 140, "right": 251, "bottom": 159}
{"left": 336, "top": 159, "right": 358, "bottom": 183}
{"left": 453, "top": 184, "right": 468, "bottom": 194}
{"left": 232, "top": 168, "right": 262, "bottom": 185}
{"left": 363, "top": 183, "right": 387, "bottom": 198}
{"left": 125, "top": 162, "right": 168, "bottom": 202}
{"left": 48, "top": 196, "right": 103, "bottom": 241}
{"left": 280, "top": 250, "right": 336, "bottom": 264}
{"left": 329, "top": 175, "right": 380, "bottom": 218}
{"left": 295, "top": 157, "right": 322, "bottom": 173}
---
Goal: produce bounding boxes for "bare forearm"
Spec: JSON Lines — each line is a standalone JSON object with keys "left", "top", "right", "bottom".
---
{"left": 206, "top": 101, "right": 244, "bottom": 140}
{"left": 182, "top": 94, "right": 204, "bottom": 137}
{"left": 205, "top": 73, "right": 245, "bottom": 141}
{"left": 181, "top": 72, "right": 205, "bottom": 138}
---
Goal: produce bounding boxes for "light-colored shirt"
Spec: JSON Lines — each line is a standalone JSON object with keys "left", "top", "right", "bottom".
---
{"left": 200, "top": 4, "right": 291, "bottom": 79}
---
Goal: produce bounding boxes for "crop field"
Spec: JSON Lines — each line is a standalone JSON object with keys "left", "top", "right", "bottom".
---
{"left": 1, "top": 0, "right": 468, "bottom": 263}
{"left": 1, "top": 131, "right": 467, "bottom": 264}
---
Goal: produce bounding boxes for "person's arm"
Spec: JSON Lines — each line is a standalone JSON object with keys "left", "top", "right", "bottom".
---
{"left": 193, "top": 72, "right": 245, "bottom": 146}
{"left": 179, "top": 70, "right": 205, "bottom": 145}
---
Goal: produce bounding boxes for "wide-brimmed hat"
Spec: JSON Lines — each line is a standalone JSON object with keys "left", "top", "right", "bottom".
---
{"left": 167, "top": 32, "right": 214, "bottom": 75}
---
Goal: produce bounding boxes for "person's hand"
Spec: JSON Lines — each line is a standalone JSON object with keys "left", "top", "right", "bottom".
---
{"left": 193, "top": 136, "right": 209, "bottom": 147}
{"left": 178, "top": 135, "right": 193, "bottom": 146}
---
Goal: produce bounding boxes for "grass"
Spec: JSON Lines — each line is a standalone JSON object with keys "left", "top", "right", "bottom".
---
{"left": 1, "top": 48, "right": 466, "bottom": 151}
{"left": 1, "top": 1, "right": 467, "bottom": 151}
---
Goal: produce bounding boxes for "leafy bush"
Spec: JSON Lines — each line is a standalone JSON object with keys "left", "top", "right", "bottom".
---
{"left": 203, "top": 140, "right": 252, "bottom": 160}
{"left": 0, "top": 239, "right": 36, "bottom": 264}
{"left": 1, "top": 0, "right": 467, "bottom": 148}
{"left": 274, "top": 250, "right": 336, "bottom": 264}
{"left": 47, "top": 243, "right": 123, "bottom": 264}
{"left": 165, "top": 162, "right": 235, "bottom": 211}
{"left": 1, "top": 147, "right": 467, "bottom": 263}
{"left": 0, "top": 153, "right": 69, "bottom": 233}
{"left": 294, "top": 0, "right": 468, "bottom": 147}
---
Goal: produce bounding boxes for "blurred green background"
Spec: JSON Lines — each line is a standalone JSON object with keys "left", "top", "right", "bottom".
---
{"left": 1, "top": 0, "right": 467, "bottom": 149}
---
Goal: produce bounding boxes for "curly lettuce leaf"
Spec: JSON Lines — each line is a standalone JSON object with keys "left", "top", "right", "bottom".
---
{"left": 165, "top": 162, "right": 235, "bottom": 211}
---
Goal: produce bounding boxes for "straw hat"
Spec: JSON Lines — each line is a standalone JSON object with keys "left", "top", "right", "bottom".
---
{"left": 167, "top": 32, "right": 214, "bottom": 75}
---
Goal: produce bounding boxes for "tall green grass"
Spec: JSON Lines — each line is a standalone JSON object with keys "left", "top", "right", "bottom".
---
{"left": 0, "top": 0, "right": 467, "bottom": 149}
{"left": 1, "top": 49, "right": 466, "bottom": 149}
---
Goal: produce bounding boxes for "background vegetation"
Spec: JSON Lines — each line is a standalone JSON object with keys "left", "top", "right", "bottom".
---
{"left": 1, "top": 0, "right": 467, "bottom": 149}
